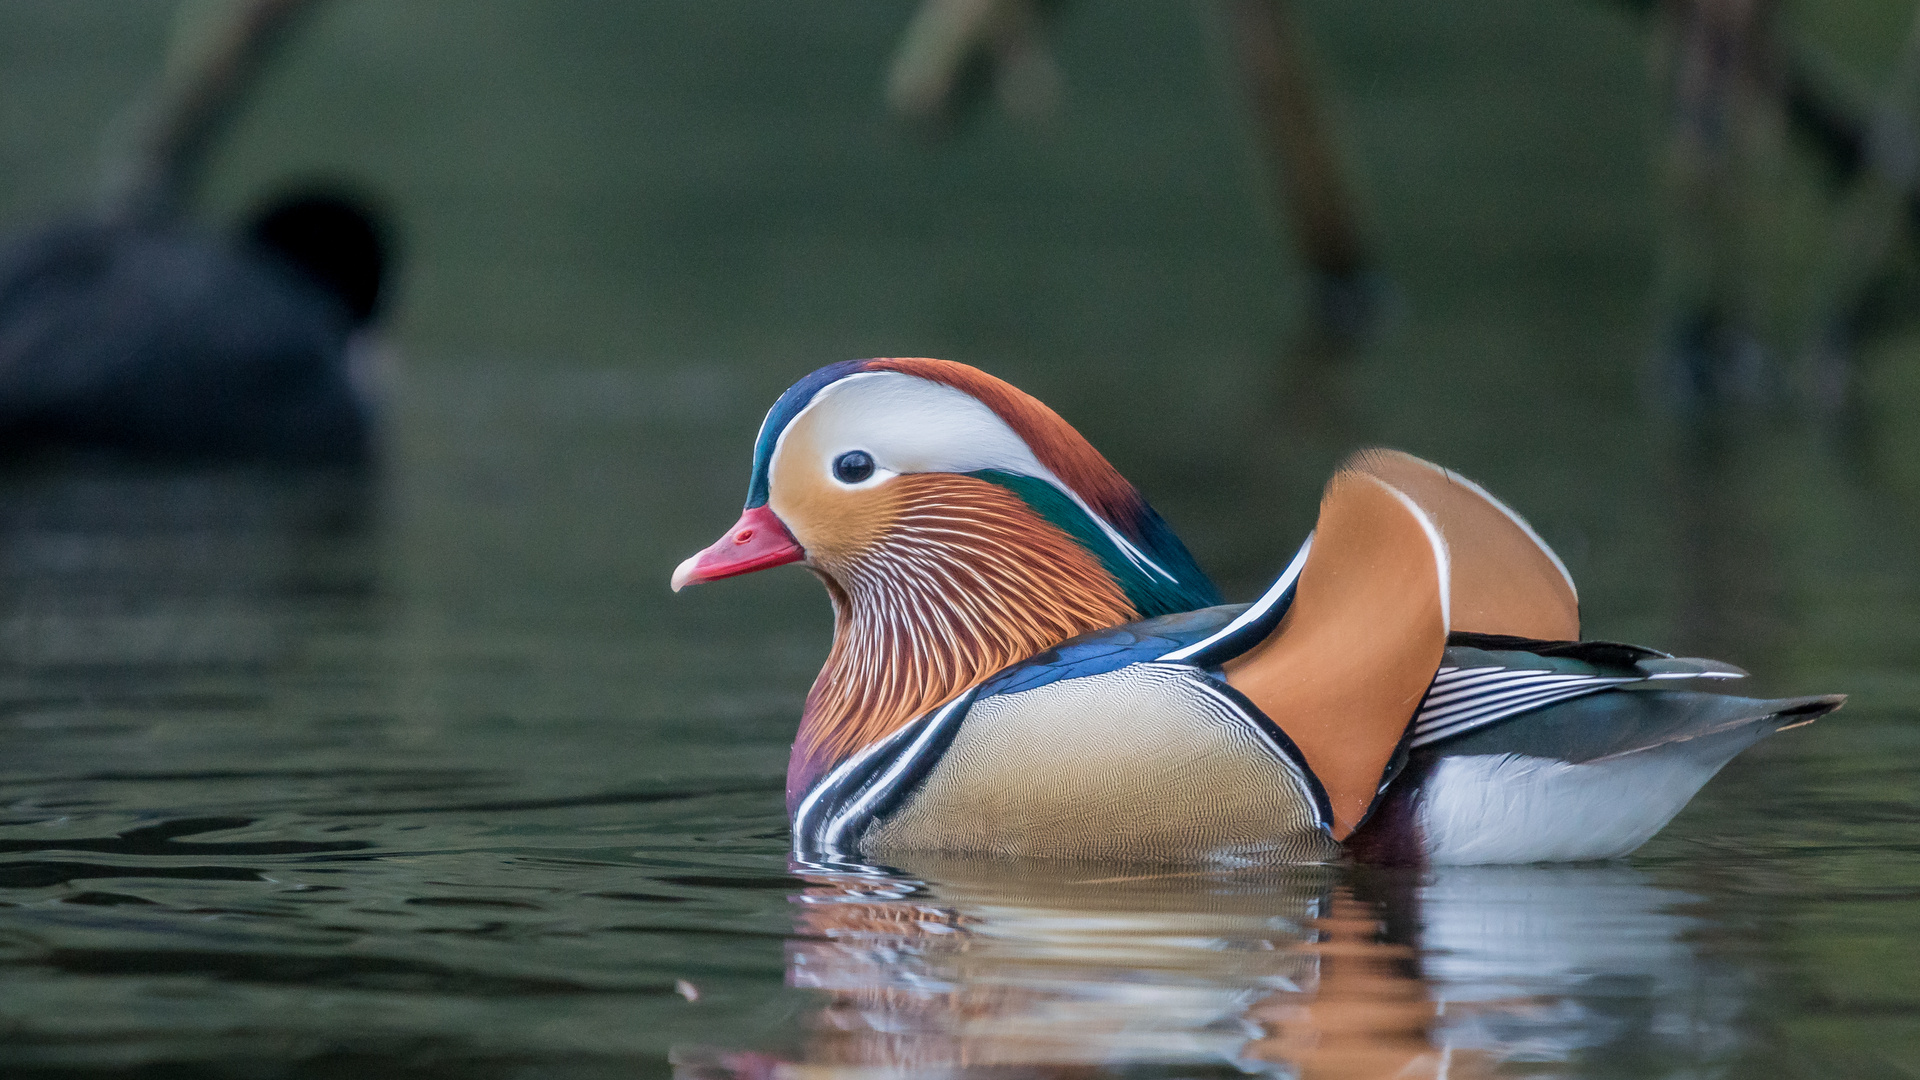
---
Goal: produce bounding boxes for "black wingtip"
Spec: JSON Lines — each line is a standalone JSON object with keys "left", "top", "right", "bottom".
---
{"left": 1774, "top": 694, "right": 1846, "bottom": 730}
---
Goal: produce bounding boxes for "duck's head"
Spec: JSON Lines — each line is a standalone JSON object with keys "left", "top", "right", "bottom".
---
{"left": 673, "top": 357, "right": 1220, "bottom": 610}
{"left": 673, "top": 357, "right": 1222, "bottom": 802}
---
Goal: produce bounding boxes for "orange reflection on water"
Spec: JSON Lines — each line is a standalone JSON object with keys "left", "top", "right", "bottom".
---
{"left": 1243, "top": 891, "right": 1489, "bottom": 1079}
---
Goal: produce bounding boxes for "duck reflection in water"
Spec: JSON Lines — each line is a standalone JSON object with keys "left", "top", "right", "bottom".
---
{"left": 0, "top": 463, "right": 375, "bottom": 675}
{"left": 774, "top": 862, "right": 1478, "bottom": 1078}
{"left": 675, "top": 859, "right": 1737, "bottom": 1079}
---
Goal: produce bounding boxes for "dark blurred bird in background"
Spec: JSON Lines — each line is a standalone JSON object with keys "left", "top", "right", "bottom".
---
{"left": 0, "top": 0, "right": 392, "bottom": 464}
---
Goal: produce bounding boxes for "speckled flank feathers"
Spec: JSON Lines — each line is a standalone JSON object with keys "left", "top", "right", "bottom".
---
{"left": 862, "top": 661, "right": 1339, "bottom": 865}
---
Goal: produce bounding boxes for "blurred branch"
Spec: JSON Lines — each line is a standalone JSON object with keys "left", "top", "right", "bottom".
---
{"left": 1629, "top": 0, "right": 1920, "bottom": 410}
{"left": 1650, "top": 0, "right": 1784, "bottom": 406}
{"left": 886, "top": 0, "right": 1375, "bottom": 333}
{"left": 102, "top": 0, "right": 326, "bottom": 224}
{"left": 885, "top": 0, "right": 1062, "bottom": 127}
{"left": 1212, "top": 0, "right": 1372, "bottom": 329}
{"left": 1803, "top": 3, "right": 1920, "bottom": 408}
{"left": 1603, "top": 0, "right": 1899, "bottom": 200}
{"left": 1782, "top": 48, "right": 1869, "bottom": 184}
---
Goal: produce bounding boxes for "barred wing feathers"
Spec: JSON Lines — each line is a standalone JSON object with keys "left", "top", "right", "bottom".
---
{"left": 1413, "top": 637, "right": 1748, "bottom": 749}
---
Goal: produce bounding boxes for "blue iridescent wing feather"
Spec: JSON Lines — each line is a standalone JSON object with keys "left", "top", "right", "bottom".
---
{"left": 973, "top": 604, "right": 1250, "bottom": 699}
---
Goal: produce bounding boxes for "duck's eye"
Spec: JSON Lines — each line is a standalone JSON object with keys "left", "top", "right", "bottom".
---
{"left": 833, "top": 450, "right": 875, "bottom": 484}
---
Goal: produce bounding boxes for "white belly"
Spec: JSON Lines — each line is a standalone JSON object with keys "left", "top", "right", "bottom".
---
{"left": 1418, "top": 724, "right": 1768, "bottom": 865}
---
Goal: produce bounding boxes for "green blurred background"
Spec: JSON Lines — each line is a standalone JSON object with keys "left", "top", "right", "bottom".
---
{"left": 5, "top": 0, "right": 1913, "bottom": 638}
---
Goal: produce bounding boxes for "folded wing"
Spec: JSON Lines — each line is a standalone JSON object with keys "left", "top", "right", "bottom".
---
{"left": 1221, "top": 466, "right": 1450, "bottom": 838}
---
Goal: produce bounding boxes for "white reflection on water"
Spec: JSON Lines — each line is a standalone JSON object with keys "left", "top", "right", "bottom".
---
{"left": 1421, "top": 866, "right": 1743, "bottom": 1068}
{"left": 676, "top": 859, "right": 1741, "bottom": 1079}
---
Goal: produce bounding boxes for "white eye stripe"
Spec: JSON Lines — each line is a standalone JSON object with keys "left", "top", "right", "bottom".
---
{"left": 771, "top": 371, "right": 1178, "bottom": 582}
{"left": 795, "top": 373, "right": 1033, "bottom": 476}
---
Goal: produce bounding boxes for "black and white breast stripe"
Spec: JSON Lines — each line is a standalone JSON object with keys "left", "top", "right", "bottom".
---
{"left": 790, "top": 689, "right": 979, "bottom": 864}
{"left": 1180, "top": 668, "right": 1335, "bottom": 833}
{"left": 1158, "top": 535, "right": 1312, "bottom": 668}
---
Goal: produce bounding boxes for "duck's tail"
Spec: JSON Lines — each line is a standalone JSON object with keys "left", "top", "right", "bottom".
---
{"left": 1413, "top": 691, "right": 1845, "bottom": 865}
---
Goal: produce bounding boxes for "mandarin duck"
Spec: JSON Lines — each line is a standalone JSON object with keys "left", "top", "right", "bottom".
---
{"left": 673, "top": 358, "right": 1843, "bottom": 866}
